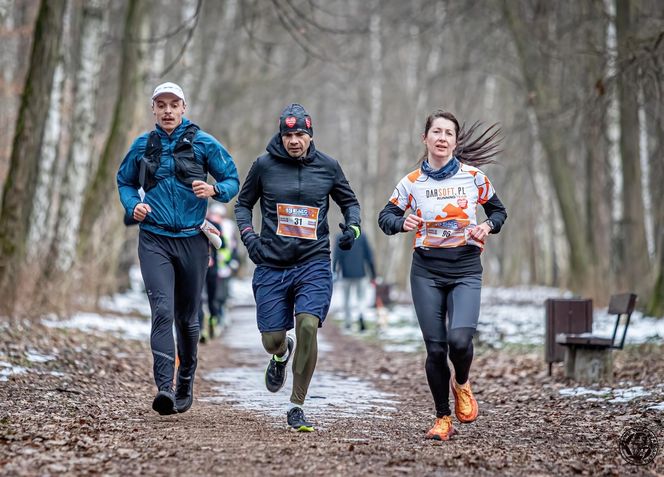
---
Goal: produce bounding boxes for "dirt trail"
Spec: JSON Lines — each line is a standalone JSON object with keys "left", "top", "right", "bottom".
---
{"left": 1, "top": 308, "right": 662, "bottom": 476}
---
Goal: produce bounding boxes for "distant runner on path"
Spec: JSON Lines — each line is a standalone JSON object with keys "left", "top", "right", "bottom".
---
{"left": 117, "top": 82, "right": 239, "bottom": 415}
{"left": 235, "top": 103, "right": 361, "bottom": 431}
{"left": 378, "top": 110, "right": 507, "bottom": 440}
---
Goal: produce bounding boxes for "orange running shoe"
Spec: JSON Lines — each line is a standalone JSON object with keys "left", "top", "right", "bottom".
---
{"left": 452, "top": 378, "right": 479, "bottom": 423}
{"left": 425, "top": 416, "right": 457, "bottom": 441}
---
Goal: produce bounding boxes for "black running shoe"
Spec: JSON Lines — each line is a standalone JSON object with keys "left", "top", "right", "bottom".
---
{"left": 152, "top": 387, "right": 177, "bottom": 415}
{"left": 265, "top": 336, "right": 294, "bottom": 393}
{"left": 175, "top": 373, "right": 194, "bottom": 413}
{"left": 287, "top": 406, "right": 314, "bottom": 432}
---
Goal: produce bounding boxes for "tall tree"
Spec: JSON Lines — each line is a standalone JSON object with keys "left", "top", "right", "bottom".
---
{"left": 363, "top": 10, "right": 383, "bottom": 228}
{"left": 77, "top": 0, "right": 150, "bottom": 297}
{"left": 27, "top": 0, "right": 73, "bottom": 260}
{"left": 502, "top": 1, "right": 595, "bottom": 292}
{"left": 0, "top": 0, "right": 66, "bottom": 315}
{"left": 615, "top": 0, "right": 650, "bottom": 295}
{"left": 44, "top": 0, "right": 105, "bottom": 288}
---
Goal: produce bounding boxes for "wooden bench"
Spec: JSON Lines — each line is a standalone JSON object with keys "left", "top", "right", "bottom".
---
{"left": 555, "top": 293, "right": 637, "bottom": 383}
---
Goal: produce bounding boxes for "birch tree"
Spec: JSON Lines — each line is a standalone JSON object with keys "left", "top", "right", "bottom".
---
{"left": 43, "top": 0, "right": 106, "bottom": 291}
{"left": 0, "top": 0, "right": 66, "bottom": 315}
{"left": 26, "top": 0, "right": 73, "bottom": 260}
{"left": 78, "top": 0, "right": 150, "bottom": 297}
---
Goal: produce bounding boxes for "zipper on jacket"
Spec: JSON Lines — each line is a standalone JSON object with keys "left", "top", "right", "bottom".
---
{"left": 296, "top": 163, "right": 302, "bottom": 262}
{"left": 170, "top": 138, "right": 178, "bottom": 231}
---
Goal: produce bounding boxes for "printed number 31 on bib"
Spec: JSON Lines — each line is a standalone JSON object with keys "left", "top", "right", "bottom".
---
{"left": 276, "top": 203, "right": 320, "bottom": 240}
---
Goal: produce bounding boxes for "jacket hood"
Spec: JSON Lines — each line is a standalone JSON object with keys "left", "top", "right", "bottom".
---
{"left": 265, "top": 132, "right": 317, "bottom": 163}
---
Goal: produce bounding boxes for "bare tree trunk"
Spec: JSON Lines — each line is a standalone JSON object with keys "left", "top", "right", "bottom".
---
{"left": 44, "top": 0, "right": 105, "bottom": 285}
{"left": 526, "top": 107, "right": 567, "bottom": 286}
{"left": 615, "top": 0, "right": 650, "bottom": 295}
{"left": 502, "top": 1, "right": 594, "bottom": 292}
{"left": 193, "top": 0, "right": 237, "bottom": 110}
{"left": 26, "top": 62, "right": 65, "bottom": 259}
{"left": 364, "top": 11, "right": 382, "bottom": 228}
{"left": 0, "top": 0, "right": 18, "bottom": 187}
{"left": 78, "top": 0, "right": 149, "bottom": 299}
{"left": 0, "top": 0, "right": 66, "bottom": 316}
{"left": 581, "top": 0, "right": 611, "bottom": 299}
{"left": 179, "top": 0, "right": 199, "bottom": 95}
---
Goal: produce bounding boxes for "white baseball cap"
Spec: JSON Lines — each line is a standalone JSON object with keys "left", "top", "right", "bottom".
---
{"left": 151, "top": 82, "right": 186, "bottom": 104}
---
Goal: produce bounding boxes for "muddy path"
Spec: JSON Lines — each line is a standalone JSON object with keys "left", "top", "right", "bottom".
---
{"left": 1, "top": 307, "right": 663, "bottom": 476}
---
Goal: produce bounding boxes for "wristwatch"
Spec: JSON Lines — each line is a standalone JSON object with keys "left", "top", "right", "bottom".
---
{"left": 484, "top": 219, "right": 495, "bottom": 231}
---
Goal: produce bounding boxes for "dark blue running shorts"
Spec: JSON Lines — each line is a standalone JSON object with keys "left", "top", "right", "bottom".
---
{"left": 252, "top": 259, "right": 333, "bottom": 332}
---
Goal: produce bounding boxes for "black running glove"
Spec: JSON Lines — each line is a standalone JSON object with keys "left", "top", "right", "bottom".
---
{"left": 243, "top": 231, "right": 269, "bottom": 264}
{"left": 337, "top": 223, "right": 360, "bottom": 251}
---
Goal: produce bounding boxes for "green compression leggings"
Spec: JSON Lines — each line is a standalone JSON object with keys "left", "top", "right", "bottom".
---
{"left": 260, "top": 313, "right": 319, "bottom": 406}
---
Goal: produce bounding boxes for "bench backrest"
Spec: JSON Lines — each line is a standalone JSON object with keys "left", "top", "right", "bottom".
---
{"left": 609, "top": 293, "right": 637, "bottom": 349}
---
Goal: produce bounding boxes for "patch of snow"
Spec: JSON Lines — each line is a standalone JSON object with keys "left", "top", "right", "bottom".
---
{"left": 42, "top": 313, "right": 150, "bottom": 341}
{"left": 98, "top": 291, "right": 151, "bottom": 318}
{"left": 608, "top": 386, "right": 651, "bottom": 403}
{"left": 0, "top": 361, "right": 27, "bottom": 381}
{"left": 559, "top": 387, "right": 613, "bottom": 397}
{"left": 97, "top": 266, "right": 152, "bottom": 317}
{"left": 559, "top": 385, "right": 655, "bottom": 404}
{"left": 25, "top": 351, "right": 56, "bottom": 363}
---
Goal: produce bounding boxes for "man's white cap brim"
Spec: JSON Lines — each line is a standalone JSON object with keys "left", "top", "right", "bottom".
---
{"left": 151, "top": 82, "right": 186, "bottom": 104}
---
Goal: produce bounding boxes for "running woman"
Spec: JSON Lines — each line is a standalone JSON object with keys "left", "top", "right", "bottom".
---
{"left": 235, "top": 103, "right": 361, "bottom": 431}
{"left": 378, "top": 110, "right": 507, "bottom": 440}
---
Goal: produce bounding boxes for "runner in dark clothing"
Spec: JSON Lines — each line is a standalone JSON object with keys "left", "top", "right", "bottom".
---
{"left": 378, "top": 110, "right": 506, "bottom": 440}
{"left": 332, "top": 233, "right": 376, "bottom": 330}
{"left": 235, "top": 103, "right": 361, "bottom": 431}
{"left": 117, "top": 82, "right": 239, "bottom": 415}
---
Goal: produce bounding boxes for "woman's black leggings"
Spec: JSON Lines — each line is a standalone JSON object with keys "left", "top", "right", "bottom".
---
{"left": 410, "top": 271, "right": 482, "bottom": 418}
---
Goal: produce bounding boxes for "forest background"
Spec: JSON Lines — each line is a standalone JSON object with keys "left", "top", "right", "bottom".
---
{"left": 0, "top": 0, "right": 663, "bottom": 318}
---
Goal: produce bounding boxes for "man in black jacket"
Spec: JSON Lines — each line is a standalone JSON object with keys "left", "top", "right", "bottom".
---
{"left": 235, "top": 103, "right": 361, "bottom": 432}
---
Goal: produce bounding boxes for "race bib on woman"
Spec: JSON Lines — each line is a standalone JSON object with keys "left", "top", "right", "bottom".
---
{"left": 422, "top": 218, "right": 470, "bottom": 248}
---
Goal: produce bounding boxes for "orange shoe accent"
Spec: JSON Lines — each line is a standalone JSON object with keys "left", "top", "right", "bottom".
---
{"left": 452, "top": 379, "right": 479, "bottom": 423}
{"left": 425, "top": 416, "right": 457, "bottom": 441}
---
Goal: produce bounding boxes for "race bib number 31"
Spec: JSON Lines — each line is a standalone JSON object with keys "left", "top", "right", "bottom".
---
{"left": 276, "top": 203, "right": 320, "bottom": 240}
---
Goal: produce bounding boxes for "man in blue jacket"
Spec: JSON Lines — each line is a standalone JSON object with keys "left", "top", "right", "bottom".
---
{"left": 117, "top": 82, "right": 239, "bottom": 415}
{"left": 235, "top": 103, "right": 361, "bottom": 432}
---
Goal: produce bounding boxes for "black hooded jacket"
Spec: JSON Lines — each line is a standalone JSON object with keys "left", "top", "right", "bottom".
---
{"left": 235, "top": 133, "right": 361, "bottom": 268}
